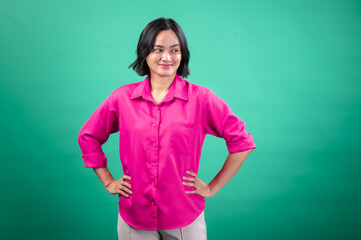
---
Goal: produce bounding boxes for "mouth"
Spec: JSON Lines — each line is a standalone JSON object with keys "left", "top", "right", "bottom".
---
{"left": 159, "top": 64, "right": 172, "bottom": 68}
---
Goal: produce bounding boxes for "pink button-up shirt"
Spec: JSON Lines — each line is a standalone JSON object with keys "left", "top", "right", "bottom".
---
{"left": 78, "top": 74, "right": 256, "bottom": 230}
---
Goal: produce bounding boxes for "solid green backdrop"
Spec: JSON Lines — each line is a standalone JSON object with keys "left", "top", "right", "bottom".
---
{"left": 1, "top": 0, "right": 361, "bottom": 239}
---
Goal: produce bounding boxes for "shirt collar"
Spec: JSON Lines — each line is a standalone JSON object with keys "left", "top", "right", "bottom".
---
{"left": 130, "top": 74, "right": 189, "bottom": 103}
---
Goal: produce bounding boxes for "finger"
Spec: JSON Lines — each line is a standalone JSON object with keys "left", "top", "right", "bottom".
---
{"left": 122, "top": 181, "right": 132, "bottom": 189}
{"left": 183, "top": 176, "right": 196, "bottom": 181}
{"left": 186, "top": 171, "right": 197, "bottom": 177}
{"left": 182, "top": 181, "right": 196, "bottom": 187}
{"left": 123, "top": 175, "right": 131, "bottom": 180}
{"left": 119, "top": 190, "right": 129, "bottom": 198}
{"left": 120, "top": 185, "right": 133, "bottom": 194}
{"left": 186, "top": 190, "right": 197, "bottom": 194}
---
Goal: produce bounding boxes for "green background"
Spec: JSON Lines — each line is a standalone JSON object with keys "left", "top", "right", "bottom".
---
{"left": 1, "top": 0, "right": 361, "bottom": 239}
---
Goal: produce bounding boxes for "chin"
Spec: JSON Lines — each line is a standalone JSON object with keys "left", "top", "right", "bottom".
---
{"left": 158, "top": 73, "right": 175, "bottom": 77}
{"left": 157, "top": 70, "right": 176, "bottom": 77}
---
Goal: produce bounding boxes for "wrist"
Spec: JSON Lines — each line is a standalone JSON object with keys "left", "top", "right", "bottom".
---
{"left": 208, "top": 182, "right": 217, "bottom": 196}
{"left": 104, "top": 179, "right": 115, "bottom": 189}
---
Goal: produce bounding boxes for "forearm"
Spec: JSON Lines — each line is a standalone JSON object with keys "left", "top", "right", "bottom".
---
{"left": 208, "top": 149, "right": 253, "bottom": 196}
{"left": 93, "top": 166, "right": 115, "bottom": 189}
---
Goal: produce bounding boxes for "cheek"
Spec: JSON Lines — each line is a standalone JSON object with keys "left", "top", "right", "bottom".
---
{"left": 147, "top": 54, "right": 157, "bottom": 61}
{"left": 146, "top": 55, "right": 157, "bottom": 67}
{"left": 175, "top": 55, "right": 182, "bottom": 63}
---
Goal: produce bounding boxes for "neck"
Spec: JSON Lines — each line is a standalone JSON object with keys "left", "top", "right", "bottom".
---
{"left": 149, "top": 73, "right": 176, "bottom": 93}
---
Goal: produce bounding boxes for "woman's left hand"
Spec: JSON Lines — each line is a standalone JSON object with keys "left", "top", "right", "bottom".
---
{"left": 182, "top": 171, "right": 214, "bottom": 198}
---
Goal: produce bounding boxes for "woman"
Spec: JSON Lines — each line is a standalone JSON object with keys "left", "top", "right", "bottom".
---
{"left": 78, "top": 17, "right": 256, "bottom": 240}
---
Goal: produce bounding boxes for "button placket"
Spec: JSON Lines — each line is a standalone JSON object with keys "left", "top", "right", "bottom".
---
{"left": 151, "top": 105, "right": 160, "bottom": 224}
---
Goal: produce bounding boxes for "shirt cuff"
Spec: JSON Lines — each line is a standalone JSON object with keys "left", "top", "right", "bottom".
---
{"left": 226, "top": 133, "right": 256, "bottom": 154}
{"left": 81, "top": 152, "right": 108, "bottom": 168}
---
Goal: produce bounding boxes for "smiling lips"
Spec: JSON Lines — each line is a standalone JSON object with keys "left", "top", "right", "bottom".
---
{"left": 159, "top": 64, "right": 172, "bottom": 68}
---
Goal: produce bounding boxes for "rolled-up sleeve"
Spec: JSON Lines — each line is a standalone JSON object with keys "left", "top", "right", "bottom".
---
{"left": 202, "top": 89, "right": 256, "bottom": 154}
{"left": 78, "top": 92, "right": 119, "bottom": 168}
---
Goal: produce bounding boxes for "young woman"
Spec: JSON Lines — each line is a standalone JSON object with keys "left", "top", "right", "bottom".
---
{"left": 78, "top": 17, "right": 256, "bottom": 240}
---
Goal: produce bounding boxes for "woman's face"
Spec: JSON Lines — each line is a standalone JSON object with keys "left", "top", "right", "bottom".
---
{"left": 146, "top": 30, "right": 182, "bottom": 79}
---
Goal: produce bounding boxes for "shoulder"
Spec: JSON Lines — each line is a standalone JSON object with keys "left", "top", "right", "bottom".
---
{"left": 186, "top": 80, "right": 230, "bottom": 110}
{"left": 185, "top": 80, "right": 211, "bottom": 99}
{"left": 185, "top": 80, "right": 224, "bottom": 105}
{"left": 110, "top": 80, "right": 142, "bottom": 98}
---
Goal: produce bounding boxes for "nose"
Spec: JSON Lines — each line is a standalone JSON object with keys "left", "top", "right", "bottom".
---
{"left": 161, "top": 52, "right": 171, "bottom": 61}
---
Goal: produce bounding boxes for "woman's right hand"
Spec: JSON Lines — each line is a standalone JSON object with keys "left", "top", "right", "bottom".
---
{"left": 106, "top": 175, "right": 132, "bottom": 197}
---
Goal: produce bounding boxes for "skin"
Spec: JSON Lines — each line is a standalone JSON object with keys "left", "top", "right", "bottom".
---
{"left": 146, "top": 29, "right": 182, "bottom": 104}
{"left": 93, "top": 30, "right": 254, "bottom": 198}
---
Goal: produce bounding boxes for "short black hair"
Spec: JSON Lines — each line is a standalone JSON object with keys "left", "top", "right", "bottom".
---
{"left": 128, "top": 17, "right": 190, "bottom": 78}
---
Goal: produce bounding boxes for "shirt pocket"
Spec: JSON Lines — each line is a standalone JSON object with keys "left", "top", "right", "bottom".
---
{"left": 169, "top": 121, "right": 200, "bottom": 156}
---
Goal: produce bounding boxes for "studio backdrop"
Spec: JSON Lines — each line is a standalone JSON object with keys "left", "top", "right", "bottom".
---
{"left": 1, "top": 0, "right": 360, "bottom": 239}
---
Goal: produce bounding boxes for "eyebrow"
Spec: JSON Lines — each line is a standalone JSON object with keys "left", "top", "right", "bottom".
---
{"left": 154, "top": 44, "right": 180, "bottom": 48}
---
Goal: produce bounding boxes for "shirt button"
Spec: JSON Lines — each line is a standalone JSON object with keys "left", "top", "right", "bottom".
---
{"left": 152, "top": 201, "right": 157, "bottom": 206}
{"left": 155, "top": 107, "right": 159, "bottom": 111}
{"left": 152, "top": 183, "right": 156, "bottom": 187}
{"left": 152, "top": 143, "right": 156, "bottom": 147}
{"left": 151, "top": 163, "right": 157, "bottom": 167}
{"left": 152, "top": 123, "right": 157, "bottom": 127}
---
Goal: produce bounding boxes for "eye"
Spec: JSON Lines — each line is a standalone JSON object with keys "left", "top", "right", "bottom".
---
{"left": 154, "top": 48, "right": 162, "bottom": 52}
{"left": 172, "top": 49, "right": 179, "bottom": 53}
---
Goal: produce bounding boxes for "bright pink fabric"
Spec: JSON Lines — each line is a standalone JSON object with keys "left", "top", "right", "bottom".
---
{"left": 78, "top": 74, "right": 256, "bottom": 230}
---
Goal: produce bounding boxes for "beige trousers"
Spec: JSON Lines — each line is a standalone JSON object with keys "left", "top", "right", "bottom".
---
{"left": 117, "top": 211, "right": 207, "bottom": 240}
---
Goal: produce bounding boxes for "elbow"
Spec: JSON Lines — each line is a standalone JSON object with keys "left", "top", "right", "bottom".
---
{"left": 78, "top": 127, "right": 87, "bottom": 149}
{"left": 78, "top": 128, "right": 83, "bottom": 142}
